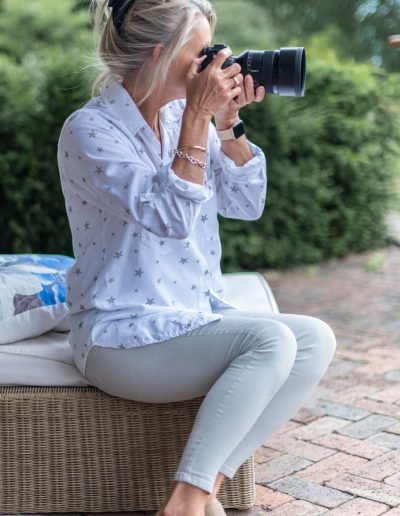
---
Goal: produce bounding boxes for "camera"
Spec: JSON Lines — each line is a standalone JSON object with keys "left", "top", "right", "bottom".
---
{"left": 199, "top": 44, "right": 306, "bottom": 97}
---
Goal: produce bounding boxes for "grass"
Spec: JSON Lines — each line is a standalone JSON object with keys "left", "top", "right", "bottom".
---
{"left": 364, "top": 251, "right": 386, "bottom": 272}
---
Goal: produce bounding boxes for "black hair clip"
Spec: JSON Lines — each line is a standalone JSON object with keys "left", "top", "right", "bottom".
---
{"left": 108, "top": 0, "right": 136, "bottom": 31}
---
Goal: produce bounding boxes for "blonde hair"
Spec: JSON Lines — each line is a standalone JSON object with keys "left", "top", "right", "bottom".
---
{"left": 88, "top": 0, "right": 217, "bottom": 106}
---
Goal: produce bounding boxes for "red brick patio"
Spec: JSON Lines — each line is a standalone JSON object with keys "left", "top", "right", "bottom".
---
{"left": 226, "top": 244, "right": 400, "bottom": 514}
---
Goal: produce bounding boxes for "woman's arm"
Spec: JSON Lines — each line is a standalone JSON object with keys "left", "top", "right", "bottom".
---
{"left": 208, "top": 121, "right": 267, "bottom": 221}
{"left": 58, "top": 109, "right": 214, "bottom": 240}
{"left": 171, "top": 107, "right": 211, "bottom": 186}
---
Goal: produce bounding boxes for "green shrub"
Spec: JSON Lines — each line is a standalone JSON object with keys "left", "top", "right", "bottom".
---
{"left": 0, "top": 49, "right": 91, "bottom": 254}
{"left": 211, "top": 0, "right": 278, "bottom": 50}
{"left": 0, "top": 0, "right": 92, "bottom": 63}
{"left": 219, "top": 57, "right": 400, "bottom": 271}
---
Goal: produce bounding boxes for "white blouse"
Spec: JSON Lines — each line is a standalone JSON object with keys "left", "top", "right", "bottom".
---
{"left": 57, "top": 74, "right": 267, "bottom": 377}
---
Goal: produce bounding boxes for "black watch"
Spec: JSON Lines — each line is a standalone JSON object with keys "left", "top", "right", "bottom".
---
{"left": 216, "top": 119, "right": 246, "bottom": 140}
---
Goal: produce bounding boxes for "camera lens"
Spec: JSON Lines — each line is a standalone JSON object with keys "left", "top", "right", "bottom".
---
{"left": 261, "top": 47, "right": 306, "bottom": 97}
{"left": 199, "top": 45, "right": 306, "bottom": 98}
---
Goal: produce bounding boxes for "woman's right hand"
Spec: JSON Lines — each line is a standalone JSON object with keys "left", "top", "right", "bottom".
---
{"left": 185, "top": 47, "right": 243, "bottom": 119}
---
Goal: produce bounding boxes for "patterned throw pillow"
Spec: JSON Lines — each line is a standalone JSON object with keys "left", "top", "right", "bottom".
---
{"left": 0, "top": 254, "right": 74, "bottom": 344}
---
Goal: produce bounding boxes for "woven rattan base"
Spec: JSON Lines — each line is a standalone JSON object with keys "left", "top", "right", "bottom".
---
{"left": 0, "top": 385, "right": 255, "bottom": 513}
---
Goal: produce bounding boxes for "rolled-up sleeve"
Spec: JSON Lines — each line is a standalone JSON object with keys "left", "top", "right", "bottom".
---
{"left": 208, "top": 122, "right": 267, "bottom": 220}
{"left": 57, "top": 112, "right": 214, "bottom": 240}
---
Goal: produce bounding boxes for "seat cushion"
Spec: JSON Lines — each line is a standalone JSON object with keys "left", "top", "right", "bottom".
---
{"left": 221, "top": 271, "right": 279, "bottom": 313}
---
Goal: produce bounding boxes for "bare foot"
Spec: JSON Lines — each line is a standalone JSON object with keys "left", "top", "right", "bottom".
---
{"left": 156, "top": 502, "right": 205, "bottom": 516}
{"left": 156, "top": 473, "right": 226, "bottom": 516}
{"left": 156, "top": 481, "right": 208, "bottom": 516}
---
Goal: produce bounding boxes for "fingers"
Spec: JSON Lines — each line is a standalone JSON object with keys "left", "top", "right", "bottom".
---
{"left": 196, "top": 54, "right": 208, "bottom": 65}
{"left": 188, "top": 54, "right": 207, "bottom": 78}
{"left": 232, "top": 85, "right": 242, "bottom": 97}
{"left": 229, "top": 73, "right": 243, "bottom": 88}
{"left": 243, "top": 74, "right": 266, "bottom": 104}
{"left": 230, "top": 75, "right": 247, "bottom": 107}
{"left": 255, "top": 85, "right": 266, "bottom": 102}
{"left": 234, "top": 80, "right": 247, "bottom": 106}
{"left": 244, "top": 74, "right": 256, "bottom": 103}
{"left": 223, "top": 62, "right": 241, "bottom": 78}
{"left": 194, "top": 54, "right": 207, "bottom": 72}
{"left": 211, "top": 46, "right": 233, "bottom": 70}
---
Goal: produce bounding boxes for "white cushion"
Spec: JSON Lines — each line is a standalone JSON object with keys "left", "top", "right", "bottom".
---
{"left": 222, "top": 272, "right": 279, "bottom": 313}
{"left": 0, "top": 331, "right": 89, "bottom": 386}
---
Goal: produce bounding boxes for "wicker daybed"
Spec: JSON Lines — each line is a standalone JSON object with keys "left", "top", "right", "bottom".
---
{"left": 0, "top": 271, "right": 279, "bottom": 514}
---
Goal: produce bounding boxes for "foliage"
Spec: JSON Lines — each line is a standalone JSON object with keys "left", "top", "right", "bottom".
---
{"left": 211, "top": 0, "right": 278, "bottom": 50}
{"left": 251, "top": 0, "right": 400, "bottom": 72}
{"left": 0, "top": 49, "right": 91, "bottom": 254}
{"left": 0, "top": 0, "right": 92, "bottom": 63}
{"left": 219, "top": 55, "right": 400, "bottom": 271}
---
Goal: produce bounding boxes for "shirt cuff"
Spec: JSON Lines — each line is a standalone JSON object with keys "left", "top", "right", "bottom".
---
{"left": 158, "top": 163, "right": 214, "bottom": 203}
{"left": 218, "top": 140, "right": 266, "bottom": 180}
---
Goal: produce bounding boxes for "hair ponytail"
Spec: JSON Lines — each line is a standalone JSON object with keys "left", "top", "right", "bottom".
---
{"left": 87, "top": 0, "right": 216, "bottom": 106}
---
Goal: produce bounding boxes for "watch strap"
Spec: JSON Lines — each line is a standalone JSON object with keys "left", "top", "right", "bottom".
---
{"left": 216, "top": 119, "right": 245, "bottom": 140}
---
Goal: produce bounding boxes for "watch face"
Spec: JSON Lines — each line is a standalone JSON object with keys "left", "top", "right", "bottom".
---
{"left": 233, "top": 120, "right": 245, "bottom": 139}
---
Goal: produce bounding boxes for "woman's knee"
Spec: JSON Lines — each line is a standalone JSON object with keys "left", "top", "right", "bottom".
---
{"left": 301, "top": 316, "right": 337, "bottom": 376}
{"left": 251, "top": 320, "right": 298, "bottom": 380}
{"left": 311, "top": 316, "right": 337, "bottom": 356}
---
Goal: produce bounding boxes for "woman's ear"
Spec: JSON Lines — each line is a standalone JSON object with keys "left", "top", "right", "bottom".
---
{"left": 152, "top": 44, "right": 165, "bottom": 63}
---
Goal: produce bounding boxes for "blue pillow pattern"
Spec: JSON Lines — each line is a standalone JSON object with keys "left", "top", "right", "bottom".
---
{"left": 0, "top": 254, "right": 75, "bottom": 343}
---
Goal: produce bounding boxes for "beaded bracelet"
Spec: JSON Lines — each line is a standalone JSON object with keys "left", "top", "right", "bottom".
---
{"left": 173, "top": 149, "right": 207, "bottom": 170}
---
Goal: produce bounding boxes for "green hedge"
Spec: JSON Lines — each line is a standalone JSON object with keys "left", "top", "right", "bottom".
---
{"left": 0, "top": 49, "right": 89, "bottom": 253}
{"left": 221, "top": 58, "right": 400, "bottom": 270}
{"left": 0, "top": 1, "right": 399, "bottom": 270}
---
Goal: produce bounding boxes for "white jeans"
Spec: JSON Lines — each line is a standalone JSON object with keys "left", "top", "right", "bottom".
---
{"left": 85, "top": 307, "right": 337, "bottom": 494}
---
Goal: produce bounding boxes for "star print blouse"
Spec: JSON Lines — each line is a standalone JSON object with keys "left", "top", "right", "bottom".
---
{"left": 57, "top": 74, "right": 267, "bottom": 377}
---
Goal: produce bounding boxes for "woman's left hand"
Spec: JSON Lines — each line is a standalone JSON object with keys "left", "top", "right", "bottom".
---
{"left": 214, "top": 73, "right": 266, "bottom": 128}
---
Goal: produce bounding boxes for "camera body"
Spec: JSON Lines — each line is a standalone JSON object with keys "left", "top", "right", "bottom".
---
{"left": 199, "top": 43, "right": 306, "bottom": 97}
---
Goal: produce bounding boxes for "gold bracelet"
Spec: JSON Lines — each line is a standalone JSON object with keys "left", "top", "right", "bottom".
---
{"left": 176, "top": 145, "right": 207, "bottom": 153}
{"left": 173, "top": 149, "right": 207, "bottom": 170}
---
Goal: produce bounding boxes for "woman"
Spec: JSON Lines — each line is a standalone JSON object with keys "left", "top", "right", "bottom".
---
{"left": 57, "top": 0, "right": 337, "bottom": 515}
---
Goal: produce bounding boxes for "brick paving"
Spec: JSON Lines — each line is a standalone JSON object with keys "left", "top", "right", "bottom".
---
{"left": 224, "top": 244, "right": 400, "bottom": 514}
{"left": 10, "top": 242, "right": 399, "bottom": 515}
